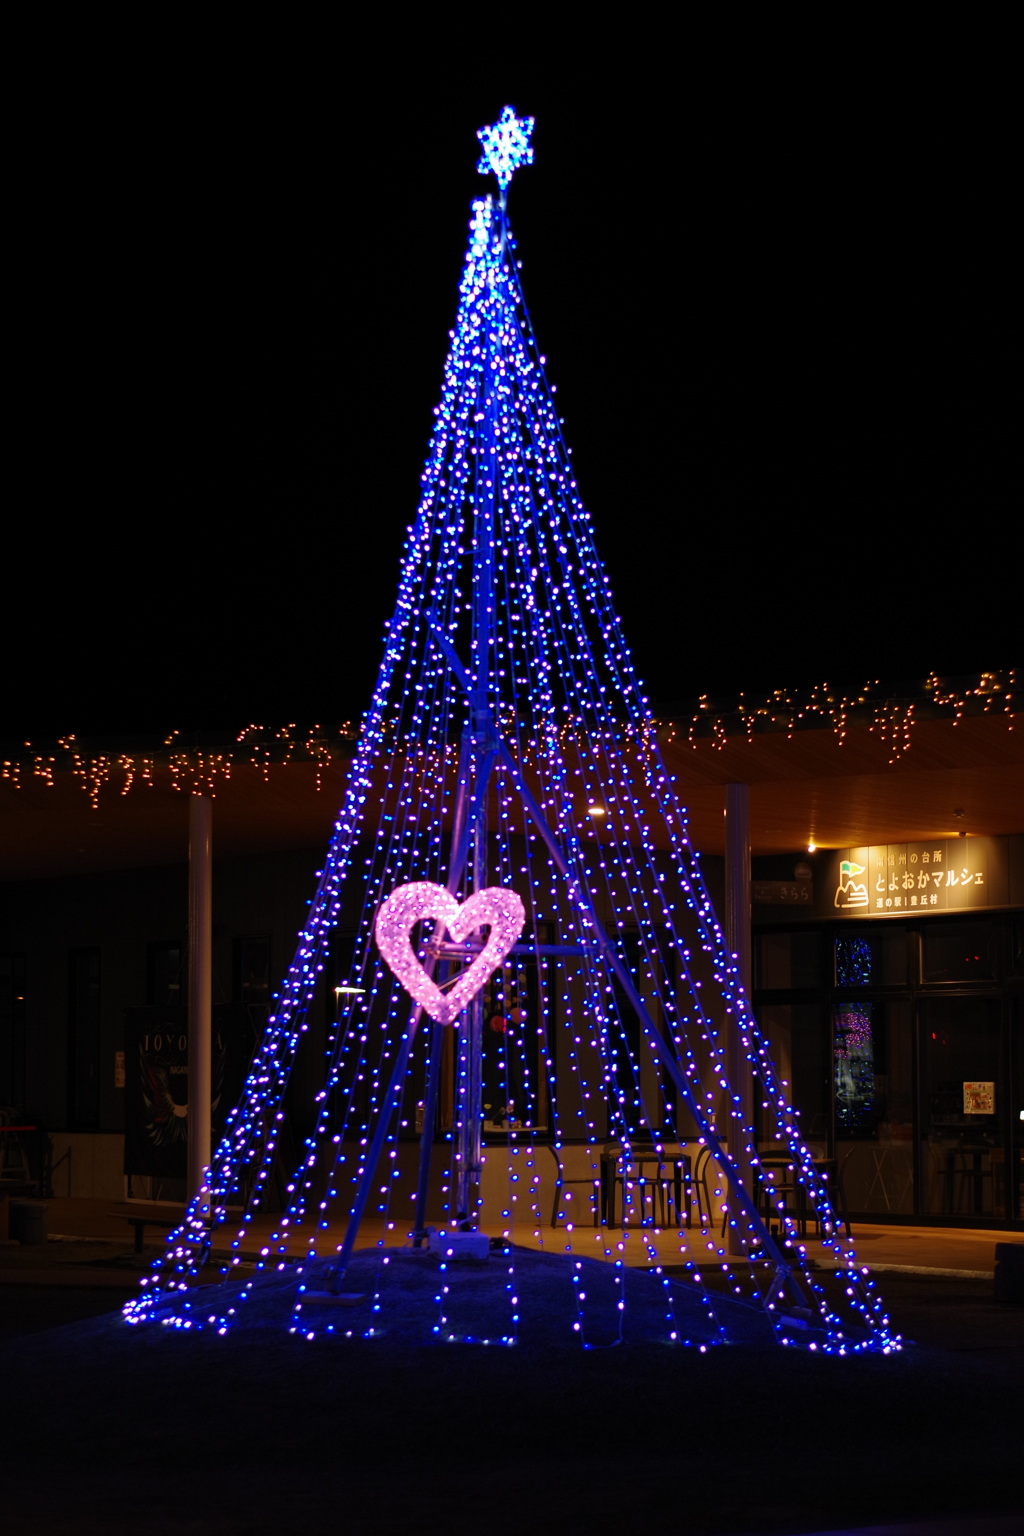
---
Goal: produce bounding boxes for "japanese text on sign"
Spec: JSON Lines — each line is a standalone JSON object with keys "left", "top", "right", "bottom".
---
{"left": 826, "top": 838, "right": 1005, "bottom": 919}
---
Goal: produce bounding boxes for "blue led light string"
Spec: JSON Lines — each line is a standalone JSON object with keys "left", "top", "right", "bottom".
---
{"left": 489, "top": 801, "right": 539, "bottom": 1138}
{"left": 551, "top": 960, "right": 600, "bottom": 1147}
{"left": 583, "top": 733, "right": 797, "bottom": 1304}
{"left": 504, "top": 708, "right": 561, "bottom": 1147}
{"left": 501, "top": 250, "right": 644, "bottom": 717}
{"left": 637, "top": 752, "right": 885, "bottom": 1342}
{"left": 202, "top": 427, "right": 463, "bottom": 1265}
{"left": 127, "top": 376, "right": 460, "bottom": 1320}
{"left": 277, "top": 754, "right": 421, "bottom": 1261}
{"left": 492, "top": 539, "right": 548, "bottom": 1136}
{"left": 497, "top": 454, "right": 752, "bottom": 1320}
{"left": 575, "top": 754, "right": 681, "bottom": 1155}
{"left": 432, "top": 1122, "right": 468, "bottom": 1337}
{"left": 561, "top": 731, "right": 841, "bottom": 1308}
{"left": 521, "top": 726, "right": 693, "bottom": 1251}
{"left": 295, "top": 622, "right": 458, "bottom": 1271}
{"left": 549, "top": 959, "right": 601, "bottom": 1225}
{"left": 582, "top": 747, "right": 730, "bottom": 1258}
{"left": 127, "top": 108, "right": 899, "bottom": 1354}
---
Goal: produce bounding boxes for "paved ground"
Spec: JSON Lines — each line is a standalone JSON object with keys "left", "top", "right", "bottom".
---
{"left": 8, "top": 1197, "right": 1019, "bottom": 1278}
{"left": 1, "top": 1257, "right": 1021, "bottom": 1536}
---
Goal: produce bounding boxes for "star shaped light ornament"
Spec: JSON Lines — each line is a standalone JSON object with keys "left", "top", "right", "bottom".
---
{"left": 476, "top": 105, "right": 535, "bottom": 192}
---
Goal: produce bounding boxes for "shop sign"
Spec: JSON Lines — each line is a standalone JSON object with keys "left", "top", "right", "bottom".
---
{"left": 822, "top": 836, "right": 1010, "bottom": 920}
{"left": 751, "top": 879, "right": 812, "bottom": 906}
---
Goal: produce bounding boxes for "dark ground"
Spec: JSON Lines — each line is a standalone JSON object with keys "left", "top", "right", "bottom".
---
{"left": 1, "top": 1268, "right": 1020, "bottom": 1536}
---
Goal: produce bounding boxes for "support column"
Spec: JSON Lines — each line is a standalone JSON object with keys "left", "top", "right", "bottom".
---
{"left": 457, "top": 775, "right": 486, "bottom": 1224}
{"left": 188, "top": 794, "right": 213, "bottom": 1205}
{"left": 724, "top": 783, "right": 754, "bottom": 1256}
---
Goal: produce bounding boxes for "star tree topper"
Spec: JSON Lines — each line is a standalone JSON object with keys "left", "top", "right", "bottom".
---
{"left": 477, "top": 105, "right": 535, "bottom": 192}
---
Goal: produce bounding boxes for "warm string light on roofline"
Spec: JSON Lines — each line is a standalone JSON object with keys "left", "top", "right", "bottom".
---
{"left": 121, "top": 108, "right": 900, "bottom": 1354}
{"left": 657, "top": 668, "right": 1017, "bottom": 761}
{"left": 1, "top": 668, "right": 1014, "bottom": 807}
{"left": 0, "top": 723, "right": 359, "bottom": 803}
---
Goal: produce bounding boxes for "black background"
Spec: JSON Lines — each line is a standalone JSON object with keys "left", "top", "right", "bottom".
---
{"left": 8, "top": 44, "right": 1016, "bottom": 739}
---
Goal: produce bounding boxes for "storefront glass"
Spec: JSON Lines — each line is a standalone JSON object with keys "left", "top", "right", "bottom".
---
{"left": 921, "top": 921, "right": 998, "bottom": 983}
{"left": 1013, "top": 1004, "right": 1023, "bottom": 1221}
{"left": 757, "top": 1004, "right": 830, "bottom": 1148}
{"left": 835, "top": 928, "right": 907, "bottom": 987}
{"left": 920, "top": 996, "right": 1003, "bottom": 1218}
{"left": 753, "top": 909, "right": 1021, "bottom": 1228}
{"left": 756, "top": 931, "right": 820, "bottom": 990}
{"left": 834, "top": 999, "right": 914, "bottom": 1215}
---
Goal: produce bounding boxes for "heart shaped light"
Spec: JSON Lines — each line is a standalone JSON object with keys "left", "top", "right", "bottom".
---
{"left": 374, "top": 882, "right": 525, "bottom": 1025}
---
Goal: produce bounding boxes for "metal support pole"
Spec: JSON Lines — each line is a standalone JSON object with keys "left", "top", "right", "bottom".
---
{"left": 457, "top": 798, "right": 486, "bottom": 1223}
{"left": 188, "top": 795, "right": 213, "bottom": 1206}
{"left": 410, "top": 732, "right": 475, "bottom": 1245}
{"left": 411, "top": 1017, "right": 444, "bottom": 1243}
{"left": 450, "top": 272, "right": 500, "bottom": 1228}
{"left": 725, "top": 783, "right": 755, "bottom": 1257}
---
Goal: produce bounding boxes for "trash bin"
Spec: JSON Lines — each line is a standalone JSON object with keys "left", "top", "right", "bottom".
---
{"left": 993, "top": 1243, "right": 1024, "bottom": 1303}
{"left": 10, "top": 1201, "right": 47, "bottom": 1245}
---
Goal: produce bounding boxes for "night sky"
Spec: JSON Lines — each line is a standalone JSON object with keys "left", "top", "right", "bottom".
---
{"left": 9, "top": 73, "right": 1014, "bottom": 741}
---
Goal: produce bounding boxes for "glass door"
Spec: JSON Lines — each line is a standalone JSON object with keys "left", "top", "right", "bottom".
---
{"left": 919, "top": 997, "right": 1003, "bottom": 1218}
{"left": 833, "top": 999, "right": 914, "bottom": 1215}
{"left": 1013, "top": 1003, "right": 1023, "bottom": 1221}
{"left": 831, "top": 931, "right": 914, "bottom": 1216}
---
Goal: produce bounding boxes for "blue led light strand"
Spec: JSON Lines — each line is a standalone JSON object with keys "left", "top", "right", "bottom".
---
{"left": 124, "top": 113, "right": 898, "bottom": 1358}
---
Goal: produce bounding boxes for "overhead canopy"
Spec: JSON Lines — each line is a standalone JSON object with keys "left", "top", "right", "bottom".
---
{"left": 661, "top": 713, "right": 1021, "bottom": 855}
{"left": 1, "top": 712, "right": 1018, "bottom": 881}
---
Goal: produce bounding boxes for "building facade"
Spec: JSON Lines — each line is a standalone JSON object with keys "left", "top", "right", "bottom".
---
{"left": 2, "top": 687, "right": 1021, "bottom": 1228}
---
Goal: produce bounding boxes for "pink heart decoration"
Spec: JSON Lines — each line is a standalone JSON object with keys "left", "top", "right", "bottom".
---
{"left": 374, "top": 882, "right": 525, "bottom": 1025}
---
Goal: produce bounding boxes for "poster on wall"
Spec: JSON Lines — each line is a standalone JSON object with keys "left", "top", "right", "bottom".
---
{"left": 122, "top": 1004, "right": 260, "bottom": 1177}
{"left": 963, "top": 1081, "right": 995, "bottom": 1115}
{"left": 821, "top": 837, "right": 1009, "bottom": 920}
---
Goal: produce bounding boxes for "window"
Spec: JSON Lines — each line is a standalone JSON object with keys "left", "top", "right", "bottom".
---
{"left": 0, "top": 954, "right": 27, "bottom": 1108}
{"left": 835, "top": 929, "right": 907, "bottom": 988}
{"left": 755, "top": 931, "right": 820, "bottom": 990}
{"left": 69, "top": 949, "right": 101, "bottom": 1127}
{"left": 147, "top": 941, "right": 185, "bottom": 1008}
{"left": 757, "top": 1004, "right": 830, "bottom": 1149}
{"left": 921, "top": 922, "right": 997, "bottom": 983}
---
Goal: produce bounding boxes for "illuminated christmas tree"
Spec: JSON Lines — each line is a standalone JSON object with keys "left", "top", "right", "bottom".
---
{"left": 128, "top": 109, "right": 896, "bottom": 1355}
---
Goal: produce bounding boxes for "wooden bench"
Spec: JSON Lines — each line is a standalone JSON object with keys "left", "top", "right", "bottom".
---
{"left": 113, "top": 1214, "right": 179, "bottom": 1255}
